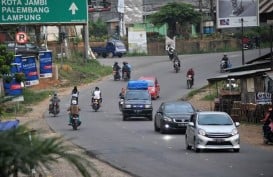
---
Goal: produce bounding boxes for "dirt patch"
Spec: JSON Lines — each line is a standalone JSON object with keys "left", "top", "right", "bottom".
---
{"left": 187, "top": 88, "right": 273, "bottom": 151}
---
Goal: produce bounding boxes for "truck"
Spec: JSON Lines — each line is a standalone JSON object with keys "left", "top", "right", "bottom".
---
{"left": 91, "top": 39, "right": 127, "bottom": 58}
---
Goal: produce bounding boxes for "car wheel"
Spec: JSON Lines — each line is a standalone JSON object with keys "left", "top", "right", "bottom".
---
{"left": 194, "top": 138, "right": 200, "bottom": 153}
{"left": 160, "top": 124, "right": 166, "bottom": 134}
{"left": 102, "top": 53, "right": 107, "bottom": 58}
{"left": 154, "top": 119, "right": 160, "bottom": 132}
{"left": 233, "top": 148, "right": 240, "bottom": 153}
{"left": 185, "top": 136, "right": 192, "bottom": 150}
{"left": 123, "top": 114, "right": 127, "bottom": 121}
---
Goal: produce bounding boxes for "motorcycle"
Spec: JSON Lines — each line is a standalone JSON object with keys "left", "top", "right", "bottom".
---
{"left": 173, "top": 60, "right": 180, "bottom": 73}
{"left": 220, "top": 60, "right": 231, "bottom": 73}
{"left": 186, "top": 75, "right": 193, "bottom": 89}
{"left": 71, "top": 114, "right": 80, "bottom": 130}
{"left": 113, "top": 70, "right": 121, "bottom": 81}
{"left": 264, "top": 124, "right": 273, "bottom": 144}
{"left": 49, "top": 101, "right": 59, "bottom": 117}
{"left": 119, "top": 98, "right": 124, "bottom": 111}
{"left": 122, "top": 71, "right": 129, "bottom": 81}
{"left": 92, "top": 99, "right": 100, "bottom": 112}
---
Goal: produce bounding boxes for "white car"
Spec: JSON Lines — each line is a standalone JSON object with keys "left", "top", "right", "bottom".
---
{"left": 185, "top": 111, "right": 240, "bottom": 153}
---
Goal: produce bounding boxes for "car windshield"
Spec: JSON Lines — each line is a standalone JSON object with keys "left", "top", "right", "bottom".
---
{"left": 198, "top": 114, "right": 233, "bottom": 125}
{"left": 164, "top": 103, "right": 195, "bottom": 114}
{"left": 125, "top": 91, "right": 150, "bottom": 100}
{"left": 114, "top": 41, "right": 125, "bottom": 47}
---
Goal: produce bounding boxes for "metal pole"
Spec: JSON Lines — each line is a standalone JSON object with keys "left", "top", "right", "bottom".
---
{"left": 241, "top": 18, "right": 245, "bottom": 65}
{"left": 270, "top": 25, "right": 273, "bottom": 70}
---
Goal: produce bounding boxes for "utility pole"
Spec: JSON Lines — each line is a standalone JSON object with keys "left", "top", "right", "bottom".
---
{"left": 199, "top": 0, "right": 203, "bottom": 39}
{"left": 241, "top": 18, "right": 245, "bottom": 65}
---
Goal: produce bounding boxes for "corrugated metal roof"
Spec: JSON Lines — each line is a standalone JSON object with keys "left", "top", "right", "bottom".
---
{"left": 260, "top": 0, "right": 273, "bottom": 14}
{"left": 207, "top": 68, "right": 271, "bottom": 82}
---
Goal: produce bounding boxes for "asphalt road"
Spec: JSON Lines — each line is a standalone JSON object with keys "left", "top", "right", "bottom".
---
{"left": 46, "top": 49, "right": 273, "bottom": 177}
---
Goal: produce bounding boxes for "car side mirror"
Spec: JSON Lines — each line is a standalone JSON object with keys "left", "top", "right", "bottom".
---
{"left": 156, "top": 111, "right": 162, "bottom": 114}
{"left": 235, "top": 122, "right": 240, "bottom": 127}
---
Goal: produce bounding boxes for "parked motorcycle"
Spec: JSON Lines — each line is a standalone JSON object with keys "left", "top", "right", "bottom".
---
{"left": 49, "top": 101, "right": 60, "bottom": 117}
{"left": 186, "top": 75, "right": 193, "bottom": 89}
{"left": 71, "top": 114, "right": 80, "bottom": 130}
{"left": 113, "top": 70, "right": 121, "bottom": 81}
{"left": 92, "top": 99, "right": 100, "bottom": 112}
{"left": 173, "top": 60, "right": 180, "bottom": 73}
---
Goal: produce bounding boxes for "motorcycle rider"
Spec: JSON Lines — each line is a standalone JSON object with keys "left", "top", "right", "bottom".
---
{"left": 166, "top": 44, "right": 175, "bottom": 60}
{"left": 71, "top": 86, "right": 79, "bottom": 102}
{"left": 173, "top": 55, "right": 181, "bottom": 68}
{"left": 67, "top": 99, "right": 81, "bottom": 126}
{"left": 112, "top": 61, "right": 121, "bottom": 79}
{"left": 119, "top": 87, "right": 126, "bottom": 99}
{"left": 49, "top": 93, "right": 60, "bottom": 113}
{"left": 221, "top": 54, "right": 230, "bottom": 69}
{"left": 122, "top": 61, "right": 131, "bottom": 80}
{"left": 92, "top": 86, "right": 102, "bottom": 105}
{"left": 186, "top": 68, "right": 195, "bottom": 85}
{"left": 260, "top": 106, "right": 273, "bottom": 138}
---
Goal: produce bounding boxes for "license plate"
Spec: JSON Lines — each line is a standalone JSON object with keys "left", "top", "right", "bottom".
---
{"left": 177, "top": 123, "right": 186, "bottom": 127}
{"left": 215, "top": 138, "right": 224, "bottom": 143}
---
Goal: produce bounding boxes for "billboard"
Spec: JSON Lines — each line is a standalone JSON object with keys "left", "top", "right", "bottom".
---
{"left": 39, "top": 51, "right": 53, "bottom": 78}
{"left": 22, "top": 56, "right": 39, "bottom": 86}
{"left": 216, "top": 0, "right": 259, "bottom": 28}
{"left": 128, "top": 27, "right": 147, "bottom": 54}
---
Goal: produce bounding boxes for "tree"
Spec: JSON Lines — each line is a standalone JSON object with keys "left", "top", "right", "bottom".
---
{"left": 149, "top": 2, "right": 201, "bottom": 39}
{"left": 89, "top": 18, "right": 108, "bottom": 37}
{"left": 0, "top": 125, "right": 97, "bottom": 177}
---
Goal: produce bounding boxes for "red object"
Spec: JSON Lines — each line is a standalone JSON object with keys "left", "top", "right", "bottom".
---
{"left": 138, "top": 76, "right": 160, "bottom": 100}
{"left": 16, "top": 32, "right": 28, "bottom": 44}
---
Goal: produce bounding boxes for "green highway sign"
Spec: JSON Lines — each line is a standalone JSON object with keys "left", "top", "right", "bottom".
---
{"left": 0, "top": 0, "right": 87, "bottom": 24}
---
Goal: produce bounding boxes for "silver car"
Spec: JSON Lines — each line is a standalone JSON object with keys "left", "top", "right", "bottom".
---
{"left": 185, "top": 111, "right": 240, "bottom": 152}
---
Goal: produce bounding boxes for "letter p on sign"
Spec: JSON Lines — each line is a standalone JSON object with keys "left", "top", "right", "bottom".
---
{"left": 16, "top": 32, "right": 28, "bottom": 44}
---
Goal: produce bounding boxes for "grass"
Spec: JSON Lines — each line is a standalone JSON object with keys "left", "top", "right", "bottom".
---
{"left": 1, "top": 57, "right": 112, "bottom": 118}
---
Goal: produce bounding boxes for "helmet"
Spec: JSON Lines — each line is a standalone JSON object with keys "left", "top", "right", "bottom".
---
{"left": 71, "top": 100, "right": 77, "bottom": 105}
{"left": 114, "top": 61, "right": 118, "bottom": 65}
{"left": 223, "top": 53, "right": 227, "bottom": 56}
{"left": 95, "top": 86, "right": 99, "bottom": 90}
{"left": 54, "top": 93, "right": 57, "bottom": 97}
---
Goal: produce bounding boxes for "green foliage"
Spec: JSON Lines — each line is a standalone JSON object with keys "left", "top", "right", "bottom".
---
{"left": 58, "top": 59, "right": 112, "bottom": 86}
{"left": 22, "top": 89, "right": 53, "bottom": 105}
{"left": 149, "top": 2, "right": 201, "bottom": 39}
{"left": 0, "top": 125, "right": 96, "bottom": 177}
{"left": 89, "top": 18, "right": 108, "bottom": 37}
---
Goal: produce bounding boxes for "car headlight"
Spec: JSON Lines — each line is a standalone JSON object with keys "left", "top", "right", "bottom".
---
{"left": 231, "top": 128, "right": 238, "bottom": 136}
{"left": 163, "top": 116, "right": 173, "bottom": 122}
{"left": 198, "top": 128, "right": 206, "bottom": 136}
{"left": 145, "top": 104, "right": 152, "bottom": 108}
{"left": 124, "top": 104, "right": 131, "bottom": 108}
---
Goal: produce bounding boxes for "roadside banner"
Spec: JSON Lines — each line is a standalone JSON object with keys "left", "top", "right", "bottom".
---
{"left": 10, "top": 55, "right": 23, "bottom": 73}
{"left": 4, "top": 78, "right": 23, "bottom": 96}
{"left": 22, "top": 56, "right": 39, "bottom": 86}
{"left": 39, "top": 50, "right": 53, "bottom": 78}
